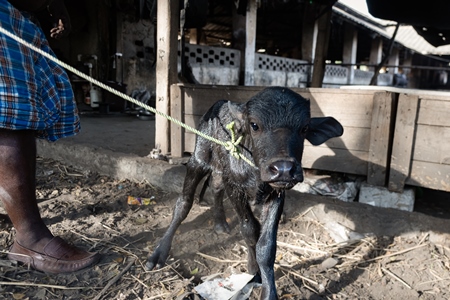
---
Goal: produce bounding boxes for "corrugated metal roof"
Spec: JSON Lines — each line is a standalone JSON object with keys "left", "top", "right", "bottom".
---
{"left": 335, "top": 1, "right": 450, "bottom": 56}
{"left": 332, "top": 5, "right": 391, "bottom": 39}
{"left": 385, "top": 25, "right": 450, "bottom": 55}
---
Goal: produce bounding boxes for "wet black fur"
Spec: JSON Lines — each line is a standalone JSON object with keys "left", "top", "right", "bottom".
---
{"left": 146, "top": 87, "right": 343, "bottom": 300}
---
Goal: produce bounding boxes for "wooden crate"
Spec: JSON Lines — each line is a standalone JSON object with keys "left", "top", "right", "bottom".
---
{"left": 389, "top": 92, "right": 450, "bottom": 192}
{"left": 170, "top": 83, "right": 397, "bottom": 186}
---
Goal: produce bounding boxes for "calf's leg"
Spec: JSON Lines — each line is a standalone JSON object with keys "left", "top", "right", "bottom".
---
{"left": 210, "top": 172, "right": 230, "bottom": 234}
{"left": 257, "top": 192, "right": 285, "bottom": 300}
{"left": 145, "top": 162, "right": 208, "bottom": 270}
{"left": 229, "top": 190, "right": 261, "bottom": 275}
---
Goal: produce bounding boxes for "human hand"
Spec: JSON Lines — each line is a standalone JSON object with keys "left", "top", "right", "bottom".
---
{"left": 47, "top": 0, "right": 71, "bottom": 39}
{"left": 50, "top": 19, "right": 66, "bottom": 39}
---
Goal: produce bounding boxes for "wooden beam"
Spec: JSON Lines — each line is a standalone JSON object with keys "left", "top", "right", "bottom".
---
{"left": 311, "top": 5, "right": 332, "bottom": 87}
{"left": 155, "top": 0, "right": 179, "bottom": 154}
{"left": 369, "top": 37, "right": 383, "bottom": 71}
{"left": 244, "top": 0, "right": 257, "bottom": 86}
{"left": 367, "top": 91, "right": 396, "bottom": 186}
{"left": 115, "top": 12, "right": 124, "bottom": 83}
{"left": 232, "top": 5, "right": 246, "bottom": 85}
{"left": 301, "top": 3, "right": 317, "bottom": 64}
{"left": 388, "top": 94, "right": 419, "bottom": 192}
{"left": 343, "top": 23, "right": 357, "bottom": 84}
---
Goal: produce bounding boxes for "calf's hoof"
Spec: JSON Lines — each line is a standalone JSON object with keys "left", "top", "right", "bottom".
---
{"left": 214, "top": 221, "right": 231, "bottom": 234}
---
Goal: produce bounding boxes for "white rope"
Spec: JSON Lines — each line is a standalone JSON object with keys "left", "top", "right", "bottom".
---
{"left": 0, "top": 25, "right": 255, "bottom": 167}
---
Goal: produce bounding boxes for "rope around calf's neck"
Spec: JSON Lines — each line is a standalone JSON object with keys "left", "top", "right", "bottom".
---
{"left": 0, "top": 25, "right": 256, "bottom": 168}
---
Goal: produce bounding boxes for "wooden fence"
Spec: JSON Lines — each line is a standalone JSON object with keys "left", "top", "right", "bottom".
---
{"left": 389, "top": 92, "right": 450, "bottom": 192}
{"left": 170, "top": 84, "right": 450, "bottom": 192}
{"left": 170, "top": 84, "right": 398, "bottom": 187}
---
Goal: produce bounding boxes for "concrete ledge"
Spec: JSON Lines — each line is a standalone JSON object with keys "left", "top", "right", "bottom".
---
{"left": 37, "top": 139, "right": 186, "bottom": 194}
{"left": 359, "top": 182, "right": 415, "bottom": 212}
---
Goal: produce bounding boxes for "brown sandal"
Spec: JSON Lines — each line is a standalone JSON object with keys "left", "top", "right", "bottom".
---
{"left": 8, "top": 237, "right": 100, "bottom": 274}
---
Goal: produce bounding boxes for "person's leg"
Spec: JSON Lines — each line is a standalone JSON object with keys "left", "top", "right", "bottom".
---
{"left": 0, "top": 128, "right": 100, "bottom": 273}
{"left": 0, "top": 129, "right": 53, "bottom": 250}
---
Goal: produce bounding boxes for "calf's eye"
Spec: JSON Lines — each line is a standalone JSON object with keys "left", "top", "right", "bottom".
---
{"left": 301, "top": 125, "right": 309, "bottom": 134}
{"left": 250, "top": 122, "right": 259, "bottom": 131}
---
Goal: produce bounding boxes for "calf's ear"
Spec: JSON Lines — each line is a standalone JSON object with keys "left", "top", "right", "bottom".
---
{"left": 306, "top": 117, "right": 344, "bottom": 146}
{"left": 227, "top": 101, "right": 246, "bottom": 132}
{"left": 228, "top": 101, "right": 245, "bottom": 120}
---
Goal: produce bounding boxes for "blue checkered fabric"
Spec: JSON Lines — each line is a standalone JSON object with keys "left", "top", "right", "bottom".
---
{"left": 0, "top": 0, "right": 79, "bottom": 141}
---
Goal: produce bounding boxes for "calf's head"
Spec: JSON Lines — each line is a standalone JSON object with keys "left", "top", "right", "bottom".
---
{"left": 229, "top": 87, "right": 343, "bottom": 189}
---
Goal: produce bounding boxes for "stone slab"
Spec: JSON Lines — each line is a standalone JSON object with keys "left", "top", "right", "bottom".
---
{"left": 359, "top": 182, "right": 415, "bottom": 212}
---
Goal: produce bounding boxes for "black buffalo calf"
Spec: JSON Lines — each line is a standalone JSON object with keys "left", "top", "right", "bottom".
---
{"left": 146, "top": 87, "right": 343, "bottom": 299}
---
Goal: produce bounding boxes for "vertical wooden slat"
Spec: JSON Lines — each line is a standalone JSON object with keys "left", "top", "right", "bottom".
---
{"left": 389, "top": 94, "right": 419, "bottom": 192}
{"left": 367, "top": 91, "right": 395, "bottom": 186}
{"left": 311, "top": 5, "right": 332, "bottom": 87}
{"left": 232, "top": 5, "right": 246, "bottom": 85}
{"left": 244, "top": 0, "right": 257, "bottom": 86}
{"left": 170, "top": 84, "right": 184, "bottom": 158}
{"left": 155, "top": 0, "right": 179, "bottom": 154}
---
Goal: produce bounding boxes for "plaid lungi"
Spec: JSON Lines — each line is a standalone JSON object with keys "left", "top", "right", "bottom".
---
{"left": 0, "top": 0, "right": 80, "bottom": 141}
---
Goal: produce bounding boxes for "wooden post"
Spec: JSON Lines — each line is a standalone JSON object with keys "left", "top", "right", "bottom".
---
{"left": 170, "top": 84, "right": 184, "bottom": 158}
{"left": 301, "top": 4, "right": 317, "bottom": 63}
{"left": 115, "top": 12, "right": 124, "bottom": 83}
{"left": 388, "top": 47, "right": 399, "bottom": 74}
{"left": 311, "top": 6, "right": 332, "bottom": 88}
{"left": 343, "top": 23, "right": 357, "bottom": 85}
{"left": 388, "top": 94, "right": 419, "bottom": 192}
{"left": 244, "top": 0, "right": 257, "bottom": 86}
{"left": 302, "top": 3, "right": 318, "bottom": 85}
{"left": 369, "top": 37, "right": 383, "bottom": 71}
{"left": 232, "top": 5, "right": 246, "bottom": 85}
{"left": 155, "top": 0, "right": 179, "bottom": 154}
{"left": 367, "top": 91, "right": 397, "bottom": 187}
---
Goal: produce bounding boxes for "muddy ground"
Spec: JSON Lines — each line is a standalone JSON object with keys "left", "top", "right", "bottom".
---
{"left": 0, "top": 157, "right": 449, "bottom": 300}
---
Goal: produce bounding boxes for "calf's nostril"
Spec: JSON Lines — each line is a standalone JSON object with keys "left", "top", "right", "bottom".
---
{"left": 269, "top": 164, "right": 280, "bottom": 174}
{"left": 268, "top": 161, "right": 295, "bottom": 178}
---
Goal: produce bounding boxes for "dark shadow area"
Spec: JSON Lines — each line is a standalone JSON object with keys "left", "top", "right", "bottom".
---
{"left": 414, "top": 187, "right": 450, "bottom": 219}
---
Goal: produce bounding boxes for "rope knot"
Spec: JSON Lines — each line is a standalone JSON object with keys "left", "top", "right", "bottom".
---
{"left": 225, "top": 121, "right": 242, "bottom": 159}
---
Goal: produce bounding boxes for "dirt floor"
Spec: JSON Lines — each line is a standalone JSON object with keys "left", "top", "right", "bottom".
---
{"left": 0, "top": 157, "right": 449, "bottom": 300}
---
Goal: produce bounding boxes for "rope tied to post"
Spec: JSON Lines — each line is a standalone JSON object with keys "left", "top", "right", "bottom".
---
{"left": 0, "top": 25, "right": 256, "bottom": 168}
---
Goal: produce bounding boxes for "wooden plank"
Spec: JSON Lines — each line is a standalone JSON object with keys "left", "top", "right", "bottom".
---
{"left": 304, "top": 126, "right": 371, "bottom": 151}
{"left": 342, "top": 86, "right": 450, "bottom": 99}
{"left": 406, "top": 160, "right": 450, "bottom": 192}
{"left": 170, "top": 84, "right": 184, "bottom": 158}
{"left": 155, "top": 0, "right": 179, "bottom": 154}
{"left": 181, "top": 85, "right": 376, "bottom": 128}
{"left": 388, "top": 94, "right": 419, "bottom": 192}
{"left": 184, "top": 135, "right": 369, "bottom": 175}
{"left": 182, "top": 85, "right": 263, "bottom": 115}
{"left": 367, "top": 91, "right": 396, "bottom": 186}
{"left": 302, "top": 146, "right": 368, "bottom": 175}
{"left": 185, "top": 114, "right": 371, "bottom": 152}
{"left": 416, "top": 99, "right": 450, "bottom": 127}
{"left": 308, "top": 93, "right": 375, "bottom": 128}
{"left": 412, "top": 124, "right": 450, "bottom": 164}
{"left": 415, "top": 93, "right": 450, "bottom": 102}
{"left": 184, "top": 115, "right": 202, "bottom": 132}
{"left": 185, "top": 132, "right": 196, "bottom": 153}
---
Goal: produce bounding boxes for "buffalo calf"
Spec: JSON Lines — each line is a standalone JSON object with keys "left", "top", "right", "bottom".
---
{"left": 146, "top": 87, "right": 343, "bottom": 299}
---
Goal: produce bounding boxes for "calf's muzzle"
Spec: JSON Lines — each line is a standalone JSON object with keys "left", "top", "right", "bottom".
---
{"left": 263, "top": 159, "right": 303, "bottom": 189}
